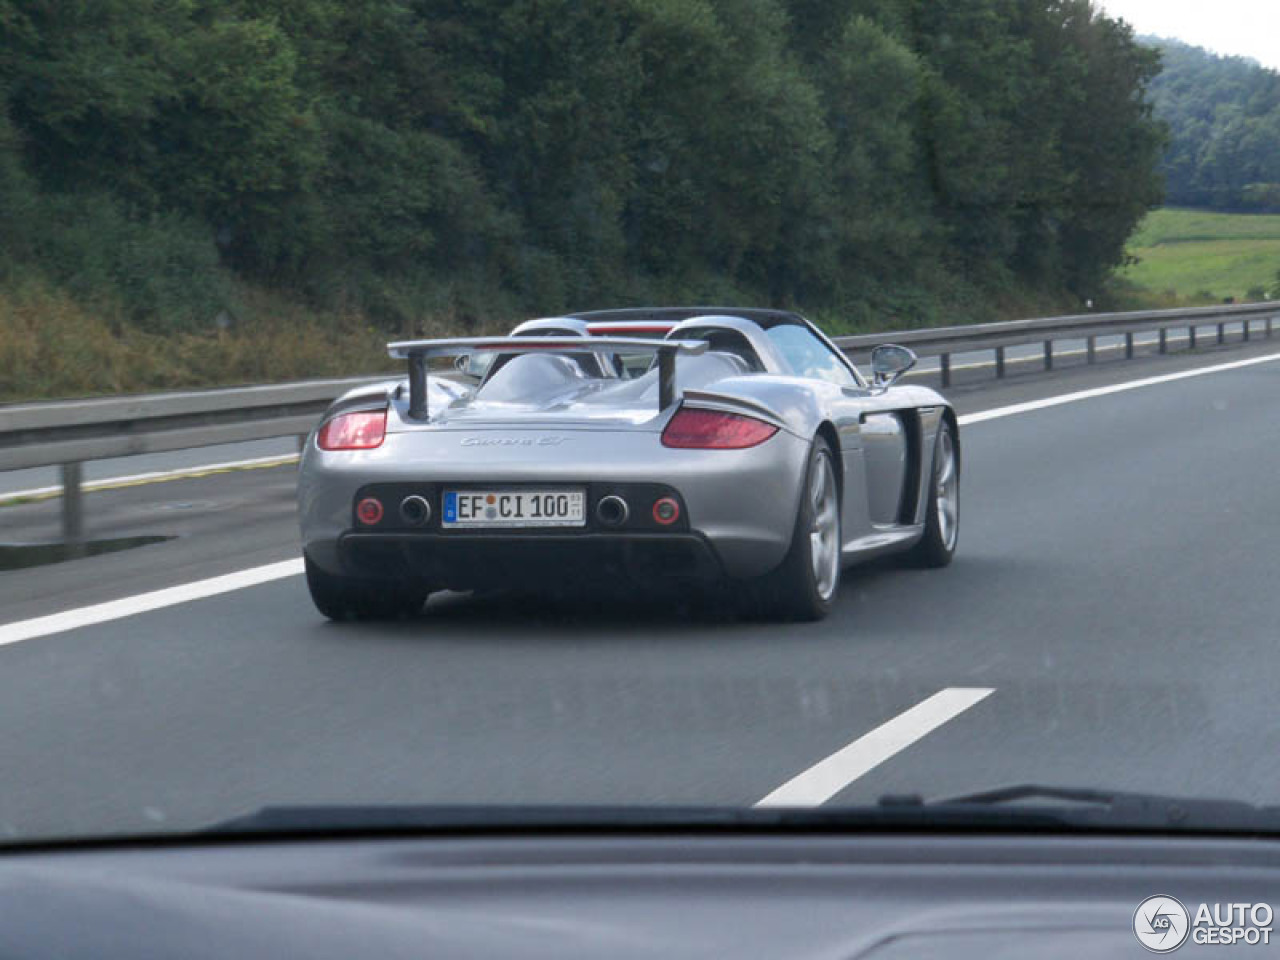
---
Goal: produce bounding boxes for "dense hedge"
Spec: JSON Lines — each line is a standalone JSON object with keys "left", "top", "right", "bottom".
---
{"left": 0, "top": 0, "right": 1165, "bottom": 334}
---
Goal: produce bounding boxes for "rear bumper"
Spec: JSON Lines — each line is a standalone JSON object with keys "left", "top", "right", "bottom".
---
{"left": 328, "top": 531, "right": 724, "bottom": 589}
{"left": 298, "top": 425, "right": 810, "bottom": 580}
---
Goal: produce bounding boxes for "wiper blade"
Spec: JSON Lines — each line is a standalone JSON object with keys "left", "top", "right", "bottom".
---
{"left": 207, "top": 805, "right": 756, "bottom": 835}
{"left": 203, "top": 787, "right": 1280, "bottom": 840}
{"left": 885, "top": 783, "right": 1280, "bottom": 833}
{"left": 940, "top": 784, "right": 1129, "bottom": 806}
{"left": 203, "top": 802, "right": 1078, "bottom": 838}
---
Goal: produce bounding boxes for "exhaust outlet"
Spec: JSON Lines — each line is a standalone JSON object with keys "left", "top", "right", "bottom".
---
{"left": 399, "top": 495, "right": 431, "bottom": 526}
{"left": 595, "top": 495, "right": 629, "bottom": 527}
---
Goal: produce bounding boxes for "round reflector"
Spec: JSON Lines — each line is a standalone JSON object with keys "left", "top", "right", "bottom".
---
{"left": 356, "top": 497, "right": 384, "bottom": 525}
{"left": 652, "top": 497, "right": 680, "bottom": 525}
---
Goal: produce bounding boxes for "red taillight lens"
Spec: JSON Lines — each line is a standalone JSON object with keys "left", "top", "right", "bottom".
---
{"left": 318, "top": 409, "right": 387, "bottom": 450}
{"left": 661, "top": 408, "right": 778, "bottom": 449}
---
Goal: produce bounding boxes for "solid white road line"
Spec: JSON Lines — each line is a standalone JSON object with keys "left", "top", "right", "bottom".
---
{"left": 3, "top": 347, "right": 1279, "bottom": 648}
{"left": 957, "top": 349, "right": 1280, "bottom": 426}
{"left": 0, "top": 558, "right": 304, "bottom": 648}
{"left": 0, "top": 453, "right": 301, "bottom": 504}
{"left": 756, "top": 687, "right": 995, "bottom": 807}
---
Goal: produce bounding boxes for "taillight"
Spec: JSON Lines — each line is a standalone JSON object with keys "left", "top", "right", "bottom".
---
{"left": 661, "top": 408, "right": 778, "bottom": 449}
{"left": 318, "top": 409, "right": 387, "bottom": 450}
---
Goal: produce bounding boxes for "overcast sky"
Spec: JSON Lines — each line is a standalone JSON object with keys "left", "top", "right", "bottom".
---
{"left": 1099, "top": 0, "right": 1280, "bottom": 70}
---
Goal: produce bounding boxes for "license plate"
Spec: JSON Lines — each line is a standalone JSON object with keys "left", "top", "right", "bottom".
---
{"left": 442, "top": 489, "right": 586, "bottom": 528}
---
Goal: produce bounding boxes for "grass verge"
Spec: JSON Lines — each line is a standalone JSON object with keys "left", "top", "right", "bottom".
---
{"left": 0, "top": 274, "right": 1082, "bottom": 403}
{"left": 0, "top": 281, "right": 402, "bottom": 403}
{"left": 1121, "top": 207, "right": 1280, "bottom": 302}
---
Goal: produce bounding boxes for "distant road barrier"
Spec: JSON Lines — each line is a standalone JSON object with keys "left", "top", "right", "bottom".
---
{"left": 833, "top": 300, "right": 1278, "bottom": 387}
{"left": 3, "top": 300, "right": 1278, "bottom": 551}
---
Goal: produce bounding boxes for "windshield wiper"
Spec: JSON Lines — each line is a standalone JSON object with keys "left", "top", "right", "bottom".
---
{"left": 202, "top": 786, "right": 1280, "bottom": 839}
{"left": 879, "top": 783, "right": 1280, "bottom": 833}
{"left": 204, "top": 803, "right": 1065, "bottom": 836}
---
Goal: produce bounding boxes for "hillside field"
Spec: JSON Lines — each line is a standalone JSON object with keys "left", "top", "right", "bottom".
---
{"left": 1121, "top": 208, "right": 1280, "bottom": 301}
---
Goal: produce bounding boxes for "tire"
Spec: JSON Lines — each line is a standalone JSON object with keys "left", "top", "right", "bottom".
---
{"left": 907, "top": 417, "right": 960, "bottom": 568}
{"left": 757, "top": 437, "right": 842, "bottom": 622}
{"left": 305, "top": 555, "right": 430, "bottom": 621}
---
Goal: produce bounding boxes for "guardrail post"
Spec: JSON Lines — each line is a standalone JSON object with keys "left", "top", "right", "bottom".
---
{"left": 1269, "top": 316, "right": 1274, "bottom": 338}
{"left": 1044, "top": 341, "right": 1053, "bottom": 371}
{"left": 994, "top": 346, "right": 1005, "bottom": 379}
{"left": 1189, "top": 325, "right": 1197, "bottom": 349}
{"left": 1244, "top": 319, "right": 1251, "bottom": 342}
{"left": 1158, "top": 329, "right": 1167, "bottom": 354}
{"left": 61, "top": 462, "right": 86, "bottom": 559}
{"left": 1217, "top": 323, "right": 1225, "bottom": 345}
{"left": 1086, "top": 336, "right": 1096, "bottom": 364}
{"left": 1125, "top": 332, "right": 1134, "bottom": 359}
{"left": 939, "top": 353, "right": 951, "bottom": 388}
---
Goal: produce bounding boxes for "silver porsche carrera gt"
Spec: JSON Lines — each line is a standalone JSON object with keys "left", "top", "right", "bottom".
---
{"left": 297, "top": 307, "right": 959, "bottom": 621}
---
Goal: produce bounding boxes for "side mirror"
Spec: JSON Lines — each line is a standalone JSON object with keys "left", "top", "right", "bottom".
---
{"left": 870, "top": 344, "right": 917, "bottom": 389}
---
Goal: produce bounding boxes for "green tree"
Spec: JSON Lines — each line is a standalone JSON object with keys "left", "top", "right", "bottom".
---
{"left": 1052, "top": 3, "right": 1166, "bottom": 293}
{"left": 1144, "top": 37, "right": 1280, "bottom": 211}
{"left": 0, "top": 0, "right": 1172, "bottom": 331}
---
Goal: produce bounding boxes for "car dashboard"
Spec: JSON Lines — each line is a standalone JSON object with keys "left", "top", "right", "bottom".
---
{"left": 0, "top": 831, "right": 1276, "bottom": 958}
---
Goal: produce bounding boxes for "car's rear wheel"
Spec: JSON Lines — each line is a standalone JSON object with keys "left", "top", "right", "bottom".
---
{"left": 757, "top": 437, "right": 841, "bottom": 622}
{"left": 907, "top": 418, "right": 959, "bottom": 567}
{"left": 305, "top": 556, "right": 430, "bottom": 621}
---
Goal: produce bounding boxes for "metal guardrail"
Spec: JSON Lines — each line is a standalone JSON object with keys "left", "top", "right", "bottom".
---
{"left": 833, "top": 301, "right": 1279, "bottom": 387}
{"left": 0, "top": 375, "right": 389, "bottom": 553}
{"left": 2, "top": 300, "right": 1279, "bottom": 552}
{"left": 0, "top": 376, "right": 391, "bottom": 470}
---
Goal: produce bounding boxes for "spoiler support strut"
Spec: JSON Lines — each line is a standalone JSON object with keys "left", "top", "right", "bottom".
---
{"left": 407, "top": 354, "right": 429, "bottom": 421}
{"left": 658, "top": 350, "right": 677, "bottom": 412}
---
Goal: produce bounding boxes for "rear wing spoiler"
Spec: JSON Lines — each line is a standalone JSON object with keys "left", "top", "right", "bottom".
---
{"left": 386, "top": 336, "right": 708, "bottom": 420}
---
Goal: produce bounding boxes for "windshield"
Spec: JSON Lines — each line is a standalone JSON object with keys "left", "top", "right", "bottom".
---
{"left": 4, "top": 0, "right": 1280, "bottom": 848}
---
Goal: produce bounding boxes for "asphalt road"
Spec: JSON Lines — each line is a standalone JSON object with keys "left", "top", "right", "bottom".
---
{"left": 2, "top": 338, "right": 1280, "bottom": 840}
